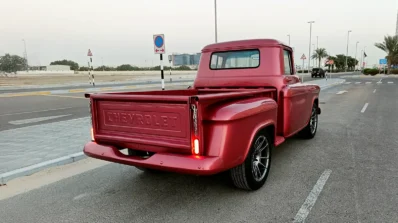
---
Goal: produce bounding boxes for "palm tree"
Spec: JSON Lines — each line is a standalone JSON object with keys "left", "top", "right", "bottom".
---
{"left": 374, "top": 35, "right": 398, "bottom": 74}
{"left": 311, "top": 48, "right": 328, "bottom": 68}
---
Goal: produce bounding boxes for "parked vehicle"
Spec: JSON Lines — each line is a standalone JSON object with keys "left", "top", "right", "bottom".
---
{"left": 83, "top": 39, "right": 321, "bottom": 191}
{"left": 311, "top": 68, "right": 325, "bottom": 78}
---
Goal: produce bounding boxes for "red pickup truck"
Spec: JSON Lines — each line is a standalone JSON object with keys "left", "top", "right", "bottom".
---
{"left": 84, "top": 39, "right": 321, "bottom": 190}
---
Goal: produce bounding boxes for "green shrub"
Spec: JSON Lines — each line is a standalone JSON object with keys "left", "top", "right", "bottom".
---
{"left": 390, "top": 69, "right": 398, "bottom": 74}
{"left": 363, "top": 68, "right": 379, "bottom": 75}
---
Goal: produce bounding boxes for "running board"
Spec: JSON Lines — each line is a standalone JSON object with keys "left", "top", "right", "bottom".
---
{"left": 275, "top": 136, "right": 285, "bottom": 146}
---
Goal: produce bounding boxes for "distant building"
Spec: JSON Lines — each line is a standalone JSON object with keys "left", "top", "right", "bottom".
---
{"left": 46, "top": 65, "right": 70, "bottom": 71}
{"left": 172, "top": 53, "right": 201, "bottom": 66}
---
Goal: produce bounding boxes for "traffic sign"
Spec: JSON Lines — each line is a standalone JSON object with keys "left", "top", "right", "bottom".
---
{"left": 87, "top": 49, "right": 93, "bottom": 57}
{"left": 379, "top": 58, "right": 387, "bottom": 65}
{"left": 326, "top": 59, "right": 334, "bottom": 65}
{"left": 300, "top": 54, "right": 306, "bottom": 60}
{"left": 153, "top": 34, "right": 165, "bottom": 54}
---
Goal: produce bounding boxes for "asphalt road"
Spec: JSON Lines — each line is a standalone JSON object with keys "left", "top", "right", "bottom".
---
{"left": 0, "top": 72, "right": 350, "bottom": 94}
{"left": 0, "top": 76, "right": 397, "bottom": 222}
{"left": 0, "top": 72, "right": 351, "bottom": 132}
{"left": 0, "top": 78, "right": 195, "bottom": 94}
{"left": 0, "top": 84, "right": 189, "bottom": 131}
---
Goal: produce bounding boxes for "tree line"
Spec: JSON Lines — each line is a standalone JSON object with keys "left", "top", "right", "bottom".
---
{"left": 0, "top": 56, "right": 193, "bottom": 73}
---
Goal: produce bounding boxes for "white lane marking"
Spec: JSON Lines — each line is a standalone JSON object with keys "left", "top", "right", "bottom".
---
{"left": 293, "top": 169, "right": 332, "bottom": 223}
{"left": 388, "top": 81, "right": 393, "bottom": 84}
{"left": 373, "top": 89, "right": 376, "bottom": 93}
{"left": 345, "top": 82, "right": 351, "bottom": 84}
{"left": 336, "top": 90, "right": 348, "bottom": 95}
{"left": 361, "top": 103, "right": 369, "bottom": 113}
{"left": 355, "top": 82, "right": 361, "bottom": 84}
{"left": 365, "top": 82, "right": 371, "bottom": 84}
{"left": 378, "top": 78, "right": 383, "bottom": 83}
{"left": 0, "top": 107, "right": 74, "bottom": 117}
{"left": 8, "top": 114, "right": 72, "bottom": 125}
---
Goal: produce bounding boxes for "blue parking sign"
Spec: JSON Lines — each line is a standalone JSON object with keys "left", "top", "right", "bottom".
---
{"left": 379, "top": 59, "right": 387, "bottom": 65}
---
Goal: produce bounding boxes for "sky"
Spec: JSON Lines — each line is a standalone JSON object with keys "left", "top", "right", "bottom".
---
{"left": 1, "top": 0, "right": 398, "bottom": 68}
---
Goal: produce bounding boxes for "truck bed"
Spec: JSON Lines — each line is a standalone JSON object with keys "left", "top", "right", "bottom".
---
{"left": 86, "top": 88, "right": 276, "bottom": 155}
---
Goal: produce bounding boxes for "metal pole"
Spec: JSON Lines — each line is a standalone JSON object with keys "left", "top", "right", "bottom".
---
{"left": 22, "top": 39, "right": 28, "bottom": 71}
{"left": 312, "top": 44, "right": 315, "bottom": 68}
{"left": 308, "top": 21, "right": 315, "bottom": 73}
{"left": 345, "top": 30, "right": 351, "bottom": 72}
{"left": 354, "top": 41, "right": 359, "bottom": 71}
{"left": 102, "top": 57, "right": 104, "bottom": 71}
{"left": 90, "top": 57, "right": 95, "bottom": 86}
{"left": 214, "top": 0, "right": 218, "bottom": 43}
{"left": 363, "top": 46, "right": 366, "bottom": 69}
{"left": 302, "top": 58, "right": 304, "bottom": 82}
{"left": 316, "top": 36, "right": 319, "bottom": 67}
{"left": 160, "top": 54, "right": 164, "bottom": 90}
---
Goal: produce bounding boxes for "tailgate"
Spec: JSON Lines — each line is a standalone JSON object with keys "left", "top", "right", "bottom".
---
{"left": 90, "top": 94, "right": 192, "bottom": 150}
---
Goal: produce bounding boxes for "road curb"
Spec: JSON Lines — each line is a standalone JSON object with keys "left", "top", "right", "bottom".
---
{"left": 0, "top": 152, "right": 86, "bottom": 185}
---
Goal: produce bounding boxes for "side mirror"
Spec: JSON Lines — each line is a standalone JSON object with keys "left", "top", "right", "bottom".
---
{"left": 187, "top": 86, "right": 192, "bottom": 89}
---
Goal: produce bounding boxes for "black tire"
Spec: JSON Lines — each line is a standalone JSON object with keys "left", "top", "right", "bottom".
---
{"left": 127, "top": 149, "right": 161, "bottom": 173}
{"left": 298, "top": 103, "right": 318, "bottom": 139}
{"left": 229, "top": 131, "right": 273, "bottom": 191}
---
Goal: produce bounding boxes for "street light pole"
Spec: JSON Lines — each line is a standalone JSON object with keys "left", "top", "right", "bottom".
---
{"left": 287, "top": 34, "right": 290, "bottom": 45}
{"left": 214, "top": 0, "right": 218, "bottom": 43}
{"left": 355, "top": 41, "right": 359, "bottom": 71}
{"left": 312, "top": 44, "right": 315, "bottom": 68}
{"left": 308, "top": 21, "right": 315, "bottom": 72}
{"left": 22, "top": 39, "right": 28, "bottom": 71}
{"left": 345, "top": 30, "right": 352, "bottom": 72}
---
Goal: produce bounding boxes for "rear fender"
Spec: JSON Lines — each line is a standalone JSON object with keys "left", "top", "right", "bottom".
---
{"left": 203, "top": 97, "right": 277, "bottom": 170}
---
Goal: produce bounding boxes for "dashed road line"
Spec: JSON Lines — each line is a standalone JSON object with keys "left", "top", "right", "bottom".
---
{"left": 373, "top": 89, "right": 376, "bottom": 93}
{"left": 336, "top": 90, "right": 348, "bottom": 95}
{"left": 345, "top": 82, "right": 351, "bottom": 84}
{"left": 355, "top": 82, "right": 361, "bottom": 84}
{"left": 361, "top": 103, "right": 369, "bottom": 113}
{"left": 0, "top": 91, "right": 51, "bottom": 98}
{"left": 9, "top": 114, "right": 72, "bottom": 125}
{"left": 43, "top": 95, "right": 85, "bottom": 99}
{"left": 388, "top": 81, "right": 393, "bottom": 84}
{"left": 68, "top": 89, "right": 86, "bottom": 93}
{"left": 0, "top": 107, "right": 74, "bottom": 117}
{"left": 293, "top": 169, "right": 332, "bottom": 223}
{"left": 365, "top": 82, "right": 371, "bottom": 84}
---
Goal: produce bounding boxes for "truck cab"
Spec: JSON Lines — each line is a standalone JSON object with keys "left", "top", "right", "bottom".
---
{"left": 83, "top": 39, "right": 321, "bottom": 191}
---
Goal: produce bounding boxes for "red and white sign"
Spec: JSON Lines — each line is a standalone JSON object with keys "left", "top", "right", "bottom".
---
{"left": 87, "top": 49, "right": 93, "bottom": 57}
{"left": 326, "top": 59, "right": 334, "bottom": 65}
{"left": 300, "top": 54, "right": 306, "bottom": 60}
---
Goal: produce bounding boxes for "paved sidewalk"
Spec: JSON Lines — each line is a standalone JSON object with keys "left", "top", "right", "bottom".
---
{"left": 0, "top": 78, "right": 344, "bottom": 177}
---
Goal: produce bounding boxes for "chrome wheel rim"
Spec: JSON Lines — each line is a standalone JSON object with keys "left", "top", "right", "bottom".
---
{"left": 252, "top": 135, "right": 270, "bottom": 182}
{"left": 310, "top": 107, "right": 318, "bottom": 134}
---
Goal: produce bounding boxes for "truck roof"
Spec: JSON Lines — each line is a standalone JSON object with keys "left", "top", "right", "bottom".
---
{"left": 202, "top": 39, "right": 290, "bottom": 52}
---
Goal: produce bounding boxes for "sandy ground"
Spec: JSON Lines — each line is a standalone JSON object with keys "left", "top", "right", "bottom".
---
{"left": 0, "top": 72, "right": 196, "bottom": 86}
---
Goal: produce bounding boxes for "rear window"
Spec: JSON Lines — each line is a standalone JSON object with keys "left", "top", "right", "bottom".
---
{"left": 210, "top": 49, "right": 260, "bottom": 70}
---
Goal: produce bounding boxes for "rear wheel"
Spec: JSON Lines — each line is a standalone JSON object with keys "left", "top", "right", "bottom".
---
{"left": 127, "top": 149, "right": 161, "bottom": 173}
{"left": 298, "top": 103, "right": 318, "bottom": 139}
{"left": 229, "top": 131, "right": 272, "bottom": 190}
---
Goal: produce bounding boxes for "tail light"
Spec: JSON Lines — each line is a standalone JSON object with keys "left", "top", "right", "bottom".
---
{"left": 193, "top": 139, "right": 199, "bottom": 155}
{"left": 191, "top": 104, "right": 200, "bottom": 155}
{"left": 91, "top": 127, "right": 95, "bottom": 141}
